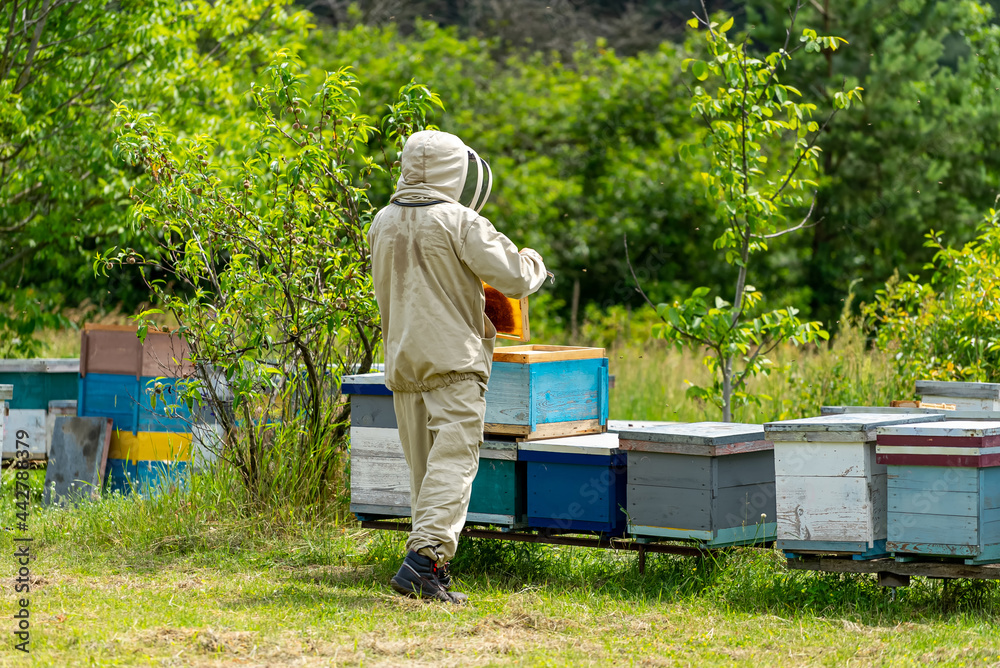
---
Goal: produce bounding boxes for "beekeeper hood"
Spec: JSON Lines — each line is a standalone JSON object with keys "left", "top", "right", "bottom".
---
{"left": 391, "top": 130, "right": 493, "bottom": 212}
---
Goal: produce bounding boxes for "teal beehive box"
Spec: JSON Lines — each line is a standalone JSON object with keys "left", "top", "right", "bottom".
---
{"left": 877, "top": 420, "right": 1000, "bottom": 564}
{"left": 486, "top": 346, "right": 608, "bottom": 441}
{"left": 0, "top": 359, "right": 78, "bottom": 410}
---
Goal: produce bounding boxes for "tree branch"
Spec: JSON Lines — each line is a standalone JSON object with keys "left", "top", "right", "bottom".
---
{"left": 755, "top": 193, "right": 820, "bottom": 239}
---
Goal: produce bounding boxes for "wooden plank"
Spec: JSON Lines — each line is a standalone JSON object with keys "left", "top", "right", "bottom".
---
{"left": 888, "top": 488, "right": 978, "bottom": 517}
{"left": 715, "top": 449, "right": 775, "bottom": 488}
{"left": 0, "top": 358, "right": 78, "bottom": 373}
{"left": 44, "top": 417, "right": 113, "bottom": 503}
{"left": 887, "top": 512, "right": 978, "bottom": 545}
{"left": 786, "top": 555, "right": 1000, "bottom": 580}
{"left": 350, "top": 427, "right": 405, "bottom": 458}
{"left": 713, "top": 482, "right": 777, "bottom": 529}
{"left": 529, "top": 359, "right": 607, "bottom": 425}
{"left": 774, "top": 441, "right": 882, "bottom": 478}
{"left": 983, "top": 467, "right": 1000, "bottom": 508}
{"left": 627, "top": 484, "right": 712, "bottom": 531}
{"left": 46, "top": 400, "right": 77, "bottom": 458}
{"left": 889, "top": 540, "right": 978, "bottom": 557}
{"left": 607, "top": 420, "right": 678, "bottom": 433}
{"left": 141, "top": 330, "right": 193, "bottom": 378}
{"left": 350, "top": 394, "right": 397, "bottom": 429}
{"left": 350, "top": 454, "right": 411, "bottom": 507}
{"left": 108, "top": 431, "right": 192, "bottom": 461}
{"left": 629, "top": 524, "right": 714, "bottom": 541}
{"left": 485, "top": 418, "right": 605, "bottom": 440}
{"left": 887, "top": 464, "right": 979, "bottom": 492}
{"left": 626, "top": 451, "right": 710, "bottom": 489}
{"left": 776, "top": 475, "right": 878, "bottom": 543}
{"left": 350, "top": 502, "right": 410, "bottom": 518}
{"left": 491, "top": 345, "right": 606, "bottom": 364}
{"left": 708, "top": 522, "right": 776, "bottom": 547}
{"left": 916, "top": 380, "right": 1000, "bottom": 401}
{"left": 483, "top": 362, "right": 531, "bottom": 425}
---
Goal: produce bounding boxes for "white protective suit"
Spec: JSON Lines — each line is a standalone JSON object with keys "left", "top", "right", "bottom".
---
{"left": 368, "top": 130, "right": 547, "bottom": 562}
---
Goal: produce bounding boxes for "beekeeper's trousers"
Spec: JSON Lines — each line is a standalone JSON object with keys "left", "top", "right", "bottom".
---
{"left": 393, "top": 378, "right": 486, "bottom": 563}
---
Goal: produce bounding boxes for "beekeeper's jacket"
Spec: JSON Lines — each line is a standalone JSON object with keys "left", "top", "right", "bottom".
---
{"left": 368, "top": 130, "right": 547, "bottom": 393}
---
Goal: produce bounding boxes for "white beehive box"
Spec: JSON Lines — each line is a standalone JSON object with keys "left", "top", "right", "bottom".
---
{"left": 764, "top": 412, "right": 946, "bottom": 557}
{"left": 916, "top": 380, "right": 1000, "bottom": 412}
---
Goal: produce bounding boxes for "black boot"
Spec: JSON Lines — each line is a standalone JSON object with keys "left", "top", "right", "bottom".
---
{"left": 390, "top": 551, "right": 467, "bottom": 604}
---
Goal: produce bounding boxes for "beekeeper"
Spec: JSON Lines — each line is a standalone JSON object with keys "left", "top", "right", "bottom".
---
{"left": 368, "top": 130, "right": 547, "bottom": 604}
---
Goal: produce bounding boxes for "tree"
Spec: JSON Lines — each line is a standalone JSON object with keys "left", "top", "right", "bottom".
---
{"left": 0, "top": 0, "right": 310, "bottom": 353}
{"left": 745, "top": 0, "right": 1000, "bottom": 326}
{"left": 636, "top": 3, "right": 861, "bottom": 421}
{"left": 101, "top": 52, "right": 441, "bottom": 508}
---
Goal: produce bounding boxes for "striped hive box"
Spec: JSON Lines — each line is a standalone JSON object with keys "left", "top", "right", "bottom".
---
{"left": 518, "top": 432, "right": 626, "bottom": 536}
{"left": 765, "top": 413, "right": 946, "bottom": 559}
{"left": 486, "top": 346, "right": 609, "bottom": 441}
{"left": 79, "top": 325, "right": 194, "bottom": 495}
{"left": 342, "top": 373, "right": 527, "bottom": 528}
{"left": 876, "top": 420, "right": 1000, "bottom": 564}
{"left": 618, "top": 422, "right": 776, "bottom": 547}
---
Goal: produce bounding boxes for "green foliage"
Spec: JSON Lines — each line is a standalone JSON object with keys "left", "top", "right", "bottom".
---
{"left": 0, "top": 0, "right": 311, "bottom": 354}
{"left": 100, "top": 54, "right": 440, "bottom": 510}
{"left": 746, "top": 0, "right": 1000, "bottom": 326}
{"left": 652, "top": 9, "right": 857, "bottom": 420}
{"left": 865, "top": 204, "right": 1000, "bottom": 389}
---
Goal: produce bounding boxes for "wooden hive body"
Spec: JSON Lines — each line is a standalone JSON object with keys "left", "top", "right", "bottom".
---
{"left": 764, "top": 413, "right": 946, "bottom": 558}
{"left": 877, "top": 420, "right": 1000, "bottom": 564}
{"left": 0, "top": 360, "right": 78, "bottom": 461}
{"left": 916, "top": 380, "right": 1000, "bottom": 412}
{"left": 619, "top": 422, "right": 776, "bottom": 547}
{"left": 343, "top": 372, "right": 527, "bottom": 528}
{"left": 485, "top": 346, "right": 609, "bottom": 440}
{"left": 518, "top": 432, "right": 626, "bottom": 536}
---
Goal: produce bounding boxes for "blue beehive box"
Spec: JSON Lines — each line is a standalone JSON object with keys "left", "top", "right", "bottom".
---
{"left": 519, "top": 432, "right": 626, "bottom": 536}
{"left": 877, "top": 420, "right": 1000, "bottom": 564}
{"left": 486, "top": 346, "right": 608, "bottom": 441}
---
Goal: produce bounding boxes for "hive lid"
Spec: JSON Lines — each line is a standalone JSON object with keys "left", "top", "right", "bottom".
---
{"left": 607, "top": 420, "right": 679, "bottom": 433}
{"left": 616, "top": 421, "right": 765, "bottom": 446}
{"left": 0, "top": 358, "right": 79, "bottom": 373}
{"left": 340, "top": 372, "right": 390, "bottom": 396}
{"left": 518, "top": 431, "right": 619, "bottom": 456}
{"left": 916, "top": 380, "right": 1000, "bottom": 401}
{"left": 764, "top": 412, "right": 945, "bottom": 441}
{"left": 492, "top": 345, "right": 606, "bottom": 364}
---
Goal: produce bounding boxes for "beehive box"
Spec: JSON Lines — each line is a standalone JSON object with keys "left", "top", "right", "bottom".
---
{"left": 876, "top": 420, "right": 1000, "bottom": 564}
{"left": 80, "top": 324, "right": 192, "bottom": 378}
{"left": 764, "top": 413, "right": 947, "bottom": 558}
{"left": 518, "top": 432, "right": 626, "bottom": 536}
{"left": 618, "top": 422, "right": 776, "bottom": 547}
{"left": 486, "top": 346, "right": 608, "bottom": 440}
{"left": 3, "top": 409, "right": 46, "bottom": 461}
{"left": 0, "top": 359, "right": 78, "bottom": 410}
{"left": 343, "top": 373, "right": 527, "bottom": 528}
{"left": 916, "top": 380, "right": 1000, "bottom": 412}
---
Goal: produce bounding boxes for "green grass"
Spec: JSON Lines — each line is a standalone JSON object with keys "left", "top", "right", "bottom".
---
{"left": 4, "top": 467, "right": 1000, "bottom": 667}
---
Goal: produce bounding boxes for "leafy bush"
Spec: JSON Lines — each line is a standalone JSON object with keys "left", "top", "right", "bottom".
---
{"left": 865, "top": 202, "right": 1000, "bottom": 389}
{"left": 102, "top": 53, "right": 441, "bottom": 512}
